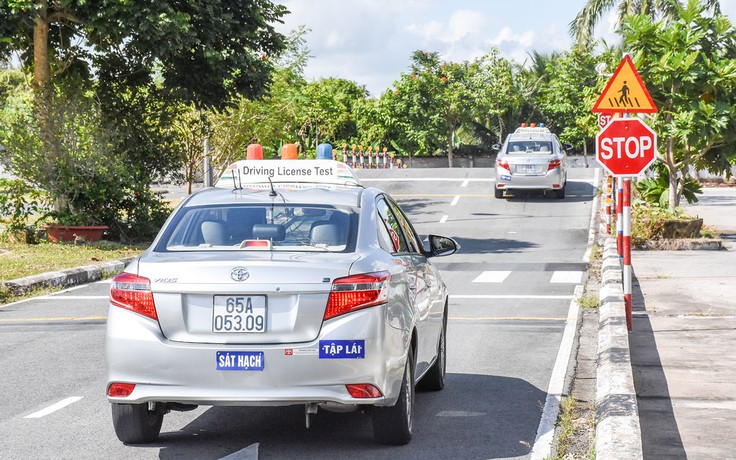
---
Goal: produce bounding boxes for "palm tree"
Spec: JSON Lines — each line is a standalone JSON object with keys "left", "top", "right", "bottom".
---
{"left": 569, "top": 0, "right": 721, "bottom": 45}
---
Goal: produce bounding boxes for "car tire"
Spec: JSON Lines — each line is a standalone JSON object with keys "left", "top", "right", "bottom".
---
{"left": 418, "top": 310, "right": 447, "bottom": 391}
{"left": 372, "top": 346, "right": 414, "bottom": 445}
{"left": 494, "top": 187, "right": 504, "bottom": 199}
{"left": 111, "top": 402, "right": 164, "bottom": 444}
{"left": 554, "top": 184, "right": 566, "bottom": 199}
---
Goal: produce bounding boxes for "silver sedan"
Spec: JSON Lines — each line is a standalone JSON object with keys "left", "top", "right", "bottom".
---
{"left": 493, "top": 125, "right": 573, "bottom": 199}
{"left": 105, "top": 160, "right": 458, "bottom": 446}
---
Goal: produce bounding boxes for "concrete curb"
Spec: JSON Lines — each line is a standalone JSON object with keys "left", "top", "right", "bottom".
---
{"left": 596, "top": 237, "right": 643, "bottom": 459}
{"left": 1, "top": 257, "right": 136, "bottom": 295}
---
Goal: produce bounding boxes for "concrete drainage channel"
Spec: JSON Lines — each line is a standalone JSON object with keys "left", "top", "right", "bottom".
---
{"left": 596, "top": 237, "right": 643, "bottom": 459}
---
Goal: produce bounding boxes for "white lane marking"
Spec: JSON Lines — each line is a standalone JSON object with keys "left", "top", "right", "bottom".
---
{"left": 450, "top": 195, "right": 460, "bottom": 206}
{"left": 219, "top": 443, "right": 259, "bottom": 460}
{"left": 439, "top": 215, "right": 448, "bottom": 224}
{"left": 451, "top": 294, "right": 574, "bottom": 300}
{"left": 96, "top": 279, "right": 112, "bottom": 284}
{"left": 436, "top": 410, "right": 486, "bottom": 417}
{"left": 472, "top": 271, "right": 511, "bottom": 283}
{"left": 584, "top": 168, "right": 601, "bottom": 263}
{"left": 550, "top": 271, "right": 584, "bottom": 284}
{"left": 36, "top": 295, "right": 109, "bottom": 300}
{"left": 461, "top": 179, "right": 469, "bottom": 187}
{"left": 24, "top": 396, "right": 83, "bottom": 419}
{"left": 530, "top": 284, "right": 582, "bottom": 460}
{"left": 0, "top": 298, "right": 36, "bottom": 309}
{"left": 361, "top": 178, "right": 494, "bottom": 182}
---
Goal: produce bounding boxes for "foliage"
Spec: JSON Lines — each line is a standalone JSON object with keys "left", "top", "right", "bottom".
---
{"left": 631, "top": 198, "right": 696, "bottom": 246}
{"left": 636, "top": 164, "right": 702, "bottom": 207}
{"left": 0, "top": 0, "right": 287, "bottom": 229}
{"left": 0, "top": 177, "right": 48, "bottom": 232}
{"left": 622, "top": 0, "right": 736, "bottom": 207}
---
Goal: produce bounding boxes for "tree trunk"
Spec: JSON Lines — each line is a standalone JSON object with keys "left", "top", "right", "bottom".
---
{"left": 447, "top": 128, "right": 454, "bottom": 168}
{"left": 32, "top": 3, "right": 65, "bottom": 212}
{"left": 665, "top": 136, "right": 680, "bottom": 208}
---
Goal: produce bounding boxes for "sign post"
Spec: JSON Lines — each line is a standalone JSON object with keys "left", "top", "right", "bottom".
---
{"left": 593, "top": 55, "right": 658, "bottom": 332}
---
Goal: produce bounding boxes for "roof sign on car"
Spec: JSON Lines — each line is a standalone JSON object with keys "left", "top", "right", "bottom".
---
{"left": 215, "top": 159, "right": 361, "bottom": 188}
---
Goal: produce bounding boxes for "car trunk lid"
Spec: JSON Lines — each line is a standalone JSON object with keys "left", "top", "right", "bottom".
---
{"left": 137, "top": 252, "right": 359, "bottom": 344}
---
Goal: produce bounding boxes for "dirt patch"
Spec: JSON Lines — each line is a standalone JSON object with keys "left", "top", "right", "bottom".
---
{"left": 699, "top": 178, "right": 736, "bottom": 187}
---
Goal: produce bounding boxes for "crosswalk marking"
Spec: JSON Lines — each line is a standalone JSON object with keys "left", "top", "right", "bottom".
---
{"left": 550, "top": 271, "right": 584, "bottom": 284}
{"left": 472, "top": 271, "right": 511, "bottom": 283}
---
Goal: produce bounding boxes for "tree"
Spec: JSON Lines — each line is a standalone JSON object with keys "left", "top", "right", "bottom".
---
{"left": 569, "top": 0, "right": 721, "bottom": 45}
{"left": 534, "top": 45, "right": 615, "bottom": 161}
{"left": 389, "top": 51, "right": 472, "bottom": 167}
{"left": 0, "top": 0, "right": 287, "bottom": 216}
{"left": 622, "top": 0, "right": 736, "bottom": 207}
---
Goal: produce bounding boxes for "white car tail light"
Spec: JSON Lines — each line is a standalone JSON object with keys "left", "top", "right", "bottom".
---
{"left": 110, "top": 273, "right": 158, "bottom": 320}
{"left": 323, "top": 271, "right": 390, "bottom": 320}
{"left": 548, "top": 159, "right": 562, "bottom": 171}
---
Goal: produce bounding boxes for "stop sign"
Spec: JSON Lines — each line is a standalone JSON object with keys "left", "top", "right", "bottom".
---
{"left": 596, "top": 118, "right": 657, "bottom": 176}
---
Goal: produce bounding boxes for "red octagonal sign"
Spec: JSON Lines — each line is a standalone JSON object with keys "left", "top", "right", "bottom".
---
{"left": 596, "top": 118, "right": 657, "bottom": 176}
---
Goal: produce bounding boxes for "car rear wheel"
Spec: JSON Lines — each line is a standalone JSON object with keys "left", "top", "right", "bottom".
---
{"left": 372, "top": 346, "right": 414, "bottom": 445}
{"left": 554, "top": 184, "right": 566, "bottom": 199}
{"left": 494, "top": 187, "right": 504, "bottom": 199}
{"left": 418, "top": 310, "right": 447, "bottom": 391}
{"left": 111, "top": 402, "right": 164, "bottom": 444}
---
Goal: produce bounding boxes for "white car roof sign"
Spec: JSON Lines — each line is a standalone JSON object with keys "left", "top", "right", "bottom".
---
{"left": 215, "top": 160, "right": 361, "bottom": 188}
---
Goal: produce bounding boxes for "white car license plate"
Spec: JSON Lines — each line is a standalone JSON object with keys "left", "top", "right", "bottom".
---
{"left": 212, "top": 295, "right": 267, "bottom": 333}
{"left": 520, "top": 165, "right": 536, "bottom": 174}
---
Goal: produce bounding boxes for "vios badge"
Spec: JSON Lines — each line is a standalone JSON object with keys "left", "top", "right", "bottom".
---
{"left": 230, "top": 267, "right": 250, "bottom": 282}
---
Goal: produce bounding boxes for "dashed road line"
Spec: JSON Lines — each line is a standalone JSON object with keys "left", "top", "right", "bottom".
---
{"left": 24, "top": 397, "right": 83, "bottom": 419}
{"left": 439, "top": 215, "right": 448, "bottom": 224}
{"left": 550, "top": 271, "right": 584, "bottom": 284}
{"left": 472, "top": 271, "right": 511, "bottom": 283}
{"left": 450, "top": 195, "right": 460, "bottom": 206}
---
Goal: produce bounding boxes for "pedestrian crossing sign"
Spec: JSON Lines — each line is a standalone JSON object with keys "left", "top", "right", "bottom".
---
{"left": 592, "top": 55, "right": 657, "bottom": 114}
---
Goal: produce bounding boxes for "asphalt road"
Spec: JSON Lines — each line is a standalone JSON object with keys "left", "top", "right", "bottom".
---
{"left": 0, "top": 165, "right": 599, "bottom": 459}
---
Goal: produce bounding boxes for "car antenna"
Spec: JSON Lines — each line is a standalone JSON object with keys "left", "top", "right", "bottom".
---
{"left": 267, "top": 176, "right": 277, "bottom": 197}
{"left": 237, "top": 170, "right": 243, "bottom": 190}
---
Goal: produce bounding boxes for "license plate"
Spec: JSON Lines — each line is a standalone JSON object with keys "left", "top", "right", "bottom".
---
{"left": 216, "top": 351, "right": 264, "bottom": 371}
{"left": 212, "top": 295, "right": 267, "bottom": 333}
{"left": 519, "top": 165, "right": 536, "bottom": 174}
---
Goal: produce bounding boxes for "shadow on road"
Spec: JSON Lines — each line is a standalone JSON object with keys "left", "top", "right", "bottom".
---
{"left": 153, "top": 374, "right": 546, "bottom": 460}
{"left": 630, "top": 270, "right": 687, "bottom": 459}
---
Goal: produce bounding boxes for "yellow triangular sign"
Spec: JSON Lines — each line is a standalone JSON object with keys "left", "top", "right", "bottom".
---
{"left": 592, "top": 55, "right": 657, "bottom": 114}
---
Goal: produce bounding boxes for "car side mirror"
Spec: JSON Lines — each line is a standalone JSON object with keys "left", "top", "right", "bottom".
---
{"left": 491, "top": 144, "right": 501, "bottom": 151}
{"left": 563, "top": 143, "right": 574, "bottom": 152}
{"left": 425, "top": 235, "right": 459, "bottom": 257}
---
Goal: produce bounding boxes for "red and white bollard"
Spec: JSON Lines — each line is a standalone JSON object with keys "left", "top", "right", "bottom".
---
{"left": 605, "top": 175, "right": 613, "bottom": 235}
{"left": 622, "top": 178, "right": 632, "bottom": 331}
{"left": 616, "top": 177, "right": 623, "bottom": 259}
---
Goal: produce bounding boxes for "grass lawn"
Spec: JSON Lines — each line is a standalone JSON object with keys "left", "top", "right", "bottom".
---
{"left": 0, "top": 240, "right": 147, "bottom": 282}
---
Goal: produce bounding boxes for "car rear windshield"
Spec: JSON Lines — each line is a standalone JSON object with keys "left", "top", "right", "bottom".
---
{"left": 507, "top": 141, "right": 553, "bottom": 154}
{"left": 156, "top": 204, "right": 356, "bottom": 252}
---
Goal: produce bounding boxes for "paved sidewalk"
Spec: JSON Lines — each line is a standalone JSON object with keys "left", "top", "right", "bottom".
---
{"left": 630, "top": 188, "right": 736, "bottom": 459}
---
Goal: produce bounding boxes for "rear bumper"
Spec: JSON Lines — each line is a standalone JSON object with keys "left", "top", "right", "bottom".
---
{"left": 495, "top": 168, "right": 565, "bottom": 190}
{"left": 105, "top": 305, "right": 407, "bottom": 407}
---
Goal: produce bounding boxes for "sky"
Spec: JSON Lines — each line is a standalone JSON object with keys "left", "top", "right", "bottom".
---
{"left": 274, "top": 0, "right": 736, "bottom": 97}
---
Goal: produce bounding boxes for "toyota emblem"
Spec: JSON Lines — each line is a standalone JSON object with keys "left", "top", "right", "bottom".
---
{"left": 230, "top": 267, "right": 250, "bottom": 282}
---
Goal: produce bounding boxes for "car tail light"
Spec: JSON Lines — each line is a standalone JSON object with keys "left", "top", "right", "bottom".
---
{"left": 110, "top": 273, "right": 158, "bottom": 320}
{"left": 548, "top": 159, "right": 561, "bottom": 171}
{"left": 496, "top": 159, "right": 510, "bottom": 170}
{"left": 324, "top": 271, "right": 390, "bottom": 320}
{"left": 346, "top": 384, "right": 383, "bottom": 398}
{"left": 107, "top": 382, "right": 135, "bottom": 397}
